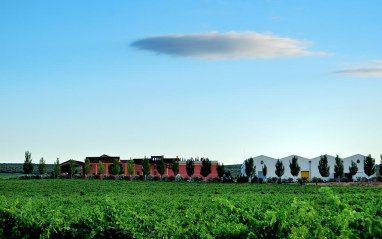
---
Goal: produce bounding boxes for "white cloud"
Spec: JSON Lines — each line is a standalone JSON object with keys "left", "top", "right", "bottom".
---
{"left": 333, "top": 61, "right": 382, "bottom": 77}
{"left": 130, "top": 31, "right": 326, "bottom": 60}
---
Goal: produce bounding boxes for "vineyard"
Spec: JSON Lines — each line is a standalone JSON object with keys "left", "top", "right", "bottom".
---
{"left": 1, "top": 180, "right": 382, "bottom": 238}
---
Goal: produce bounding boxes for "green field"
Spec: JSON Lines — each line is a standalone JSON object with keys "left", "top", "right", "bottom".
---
{"left": 0, "top": 173, "right": 22, "bottom": 180}
{"left": 1, "top": 180, "right": 382, "bottom": 238}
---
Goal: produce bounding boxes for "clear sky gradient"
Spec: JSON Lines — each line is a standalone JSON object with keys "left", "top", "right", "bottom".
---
{"left": 1, "top": 0, "right": 381, "bottom": 164}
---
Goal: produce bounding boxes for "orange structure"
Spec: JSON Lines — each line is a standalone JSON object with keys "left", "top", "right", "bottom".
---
{"left": 86, "top": 154, "right": 218, "bottom": 178}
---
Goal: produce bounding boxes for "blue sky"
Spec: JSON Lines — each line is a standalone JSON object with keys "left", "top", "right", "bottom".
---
{"left": 1, "top": 0, "right": 381, "bottom": 164}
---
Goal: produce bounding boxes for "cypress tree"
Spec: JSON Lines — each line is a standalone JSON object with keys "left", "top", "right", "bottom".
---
{"left": 186, "top": 158, "right": 195, "bottom": 180}
{"left": 69, "top": 159, "right": 75, "bottom": 178}
{"left": 364, "top": 154, "right": 375, "bottom": 180}
{"left": 98, "top": 161, "right": 105, "bottom": 175}
{"left": 141, "top": 156, "right": 151, "bottom": 179}
{"left": 200, "top": 157, "right": 212, "bottom": 181}
{"left": 171, "top": 158, "right": 179, "bottom": 176}
{"left": 318, "top": 155, "right": 330, "bottom": 179}
{"left": 289, "top": 156, "right": 301, "bottom": 179}
{"left": 275, "top": 159, "right": 285, "bottom": 180}
{"left": 217, "top": 163, "right": 225, "bottom": 178}
{"left": 112, "top": 158, "right": 121, "bottom": 175}
{"left": 23, "top": 151, "right": 34, "bottom": 174}
{"left": 53, "top": 158, "right": 60, "bottom": 178}
{"left": 127, "top": 158, "right": 135, "bottom": 179}
{"left": 244, "top": 157, "right": 256, "bottom": 182}
{"left": 262, "top": 164, "right": 267, "bottom": 179}
{"left": 349, "top": 160, "right": 358, "bottom": 178}
{"left": 156, "top": 156, "right": 165, "bottom": 178}
{"left": 334, "top": 155, "right": 344, "bottom": 181}
{"left": 84, "top": 158, "right": 90, "bottom": 176}
{"left": 38, "top": 157, "right": 46, "bottom": 175}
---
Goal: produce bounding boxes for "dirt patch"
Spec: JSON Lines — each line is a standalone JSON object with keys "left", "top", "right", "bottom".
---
{"left": 306, "top": 182, "right": 382, "bottom": 187}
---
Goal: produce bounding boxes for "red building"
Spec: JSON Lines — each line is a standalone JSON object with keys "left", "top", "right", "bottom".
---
{"left": 86, "top": 154, "right": 218, "bottom": 178}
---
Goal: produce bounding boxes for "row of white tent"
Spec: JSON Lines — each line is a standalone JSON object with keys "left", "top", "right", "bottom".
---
{"left": 241, "top": 154, "right": 376, "bottom": 181}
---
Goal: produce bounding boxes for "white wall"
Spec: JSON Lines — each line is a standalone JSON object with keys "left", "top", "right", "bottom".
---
{"left": 241, "top": 154, "right": 375, "bottom": 181}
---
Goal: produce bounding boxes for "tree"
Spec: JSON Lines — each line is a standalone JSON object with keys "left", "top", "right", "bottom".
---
{"left": 112, "top": 158, "right": 121, "bottom": 175}
{"left": 349, "top": 160, "right": 358, "bottom": 179}
{"left": 334, "top": 155, "right": 344, "bottom": 181}
{"left": 38, "top": 157, "right": 46, "bottom": 175}
{"left": 364, "top": 154, "right": 375, "bottom": 180}
{"left": 186, "top": 158, "right": 195, "bottom": 180}
{"left": 141, "top": 156, "right": 151, "bottom": 180}
{"left": 171, "top": 158, "right": 179, "bottom": 176}
{"left": 84, "top": 158, "right": 90, "bottom": 176}
{"left": 262, "top": 164, "right": 267, "bottom": 181}
{"left": 53, "top": 158, "right": 60, "bottom": 178}
{"left": 275, "top": 159, "right": 285, "bottom": 180}
{"left": 23, "top": 151, "right": 34, "bottom": 174}
{"left": 217, "top": 162, "right": 225, "bottom": 179}
{"left": 126, "top": 158, "right": 135, "bottom": 179}
{"left": 200, "top": 157, "right": 212, "bottom": 181}
{"left": 289, "top": 156, "right": 301, "bottom": 180}
{"left": 98, "top": 161, "right": 105, "bottom": 175}
{"left": 68, "top": 159, "right": 75, "bottom": 178}
{"left": 156, "top": 156, "right": 165, "bottom": 178}
{"left": 318, "top": 155, "right": 330, "bottom": 179}
{"left": 244, "top": 157, "right": 256, "bottom": 182}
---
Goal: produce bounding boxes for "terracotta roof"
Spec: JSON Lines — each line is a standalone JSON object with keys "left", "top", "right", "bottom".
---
{"left": 59, "top": 160, "right": 84, "bottom": 166}
{"left": 87, "top": 155, "right": 120, "bottom": 163}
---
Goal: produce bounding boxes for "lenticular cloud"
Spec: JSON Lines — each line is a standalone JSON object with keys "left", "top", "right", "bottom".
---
{"left": 131, "top": 31, "right": 326, "bottom": 60}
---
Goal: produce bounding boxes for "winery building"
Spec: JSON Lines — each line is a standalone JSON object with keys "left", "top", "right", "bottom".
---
{"left": 86, "top": 154, "right": 218, "bottom": 178}
{"left": 241, "top": 154, "right": 375, "bottom": 181}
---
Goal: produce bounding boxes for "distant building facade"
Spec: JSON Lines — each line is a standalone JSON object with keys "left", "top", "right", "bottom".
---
{"left": 86, "top": 154, "right": 218, "bottom": 178}
{"left": 241, "top": 154, "right": 375, "bottom": 181}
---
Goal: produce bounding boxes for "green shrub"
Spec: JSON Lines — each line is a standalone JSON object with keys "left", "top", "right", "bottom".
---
{"left": 206, "top": 177, "right": 214, "bottom": 183}
{"left": 175, "top": 174, "right": 184, "bottom": 182}
{"left": 161, "top": 175, "right": 169, "bottom": 182}
{"left": 191, "top": 175, "right": 200, "bottom": 182}
{"left": 341, "top": 177, "right": 349, "bottom": 182}
{"left": 73, "top": 174, "right": 83, "bottom": 179}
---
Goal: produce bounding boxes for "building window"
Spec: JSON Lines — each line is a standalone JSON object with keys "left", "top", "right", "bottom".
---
{"left": 154, "top": 171, "right": 157, "bottom": 175}
{"left": 261, "top": 160, "right": 264, "bottom": 164}
{"left": 357, "top": 159, "right": 360, "bottom": 163}
{"left": 136, "top": 171, "right": 140, "bottom": 175}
